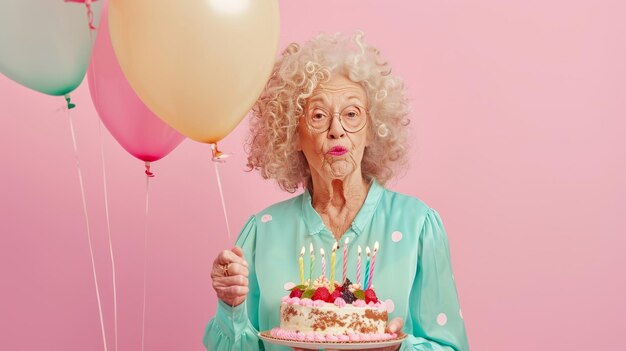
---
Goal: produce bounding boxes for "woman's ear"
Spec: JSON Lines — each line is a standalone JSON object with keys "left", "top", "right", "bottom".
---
{"left": 365, "top": 127, "right": 373, "bottom": 148}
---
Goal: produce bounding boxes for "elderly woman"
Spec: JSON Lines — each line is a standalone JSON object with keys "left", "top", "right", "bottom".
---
{"left": 203, "top": 32, "right": 469, "bottom": 351}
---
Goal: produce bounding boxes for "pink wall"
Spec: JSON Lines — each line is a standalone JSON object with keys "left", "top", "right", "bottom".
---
{"left": 1, "top": 1, "right": 624, "bottom": 350}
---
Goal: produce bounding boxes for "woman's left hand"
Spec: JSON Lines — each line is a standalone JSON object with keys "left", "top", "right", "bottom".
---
{"left": 292, "top": 317, "right": 405, "bottom": 351}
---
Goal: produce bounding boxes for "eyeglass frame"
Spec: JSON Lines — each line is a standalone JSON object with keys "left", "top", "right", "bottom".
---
{"left": 301, "top": 103, "right": 370, "bottom": 134}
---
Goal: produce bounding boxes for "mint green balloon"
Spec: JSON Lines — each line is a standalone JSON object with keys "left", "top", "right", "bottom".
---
{"left": 0, "top": 0, "right": 102, "bottom": 96}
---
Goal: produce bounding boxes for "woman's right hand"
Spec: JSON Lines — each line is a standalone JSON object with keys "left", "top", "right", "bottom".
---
{"left": 210, "top": 246, "right": 249, "bottom": 307}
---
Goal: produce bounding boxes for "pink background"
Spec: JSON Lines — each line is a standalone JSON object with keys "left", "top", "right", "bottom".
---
{"left": 1, "top": 1, "right": 624, "bottom": 350}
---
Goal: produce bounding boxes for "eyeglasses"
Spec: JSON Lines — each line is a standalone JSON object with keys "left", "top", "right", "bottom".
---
{"left": 303, "top": 104, "right": 368, "bottom": 133}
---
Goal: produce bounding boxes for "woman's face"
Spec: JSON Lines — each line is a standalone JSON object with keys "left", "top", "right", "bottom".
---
{"left": 297, "top": 74, "right": 369, "bottom": 182}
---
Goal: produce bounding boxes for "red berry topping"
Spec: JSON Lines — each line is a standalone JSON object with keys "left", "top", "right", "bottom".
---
{"left": 334, "top": 283, "right": 343, "bottom": 293}
{"left": 311, "top": 287, "right": 331, "bottom": 301}
{"left": 289, "top": 288, "right": 303, "bottom": 298}
{"left": 329, "top": 289, "right": 343, "bottom": 302}
{"left": 364, "top": 289, "right": 378, "bottom": 304}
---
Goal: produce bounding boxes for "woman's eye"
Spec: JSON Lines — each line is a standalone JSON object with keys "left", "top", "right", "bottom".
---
{"left": 346, "top": 111, "right": 358, "bottom": 118}
{"left": 312, "top": 112, "right": 326, "bottom": 120}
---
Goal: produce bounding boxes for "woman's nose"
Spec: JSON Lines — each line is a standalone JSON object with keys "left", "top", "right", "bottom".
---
{"left": 328, "top": 113, "right": 346, "bottom": 139}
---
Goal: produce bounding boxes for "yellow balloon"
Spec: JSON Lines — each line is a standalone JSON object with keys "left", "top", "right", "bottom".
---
{"left": 108, "top": 0, "right": 279, "bottom": 143}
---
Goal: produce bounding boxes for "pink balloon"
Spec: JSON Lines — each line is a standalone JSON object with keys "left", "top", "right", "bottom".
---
{"left": 88, "top": 5, "right": 184, "bottom": 162}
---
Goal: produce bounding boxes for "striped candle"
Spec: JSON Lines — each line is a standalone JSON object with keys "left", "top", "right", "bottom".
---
{"left": 356, "top": 246, "right": 362, "bottom": 285}
{"left": 309, "top": 243, "right": 314, "bottom": 287}
{"left": 367, "top": 241, "right": 379, "bottom": 289}
{"left": 364, "top": 246, "right": 371, "bottom": 288}
{"left": 343, "top": 237, "right": 349, "bottom": 283}
{"left": 320, "top": 248, "right": 326, "bottom": 278}
{"left": 330, "top": 241, "right": 337, "bottom": 289}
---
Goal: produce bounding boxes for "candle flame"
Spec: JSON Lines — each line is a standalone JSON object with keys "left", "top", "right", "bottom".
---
{"left": 332, "top": 241, "right": 338, "bottom": 252}
{"left": 300, "top": 246, "right": 305, "bottom": 256}
{"left": 344, "top": 237, "right": 349, "bottom": 245}
{"left": 366, "top": 246, "right": 371, "bottom": 257}
{"left": 358, "top": 245, "right": 362, "bottom": 254}
{"left": 309, "top": 243, "right": 314, "bottom": 255}
{"left": 374, "top": 241, "right": 379, "bottom": 252}
{"left": 320, "top": 248, "right": 325, "bottom": 257}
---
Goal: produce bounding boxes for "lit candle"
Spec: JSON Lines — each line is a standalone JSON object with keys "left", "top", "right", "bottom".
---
{"left": 320, "top": 248, "right": 326, "bottom": 279}
{"left": 309, "top": 243, "right": 315, "bottom": 287}
{"left": 364, "top": 246, "right": 371, "bottom": 289}
{"left": 343, "top": 238, "right": 349, "bottom": 283}
{"left": 330, "top": 241, "right": 338, "bottom": 289}
{"left": 356, "top": 246, "right": 362, "bottom": 286}
{"left": 367, "top": 242, "right": 379, "bottom": 290}
{"left": 299, "top": 246, "right": 305, "bottom": 285}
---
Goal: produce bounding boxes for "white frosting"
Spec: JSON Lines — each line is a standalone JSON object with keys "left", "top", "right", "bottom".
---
{"left": 280, "top": 300, "right": 388, "bottom": 335}
{"left": 312, "top": 276, "right": 330, "bottom": 289}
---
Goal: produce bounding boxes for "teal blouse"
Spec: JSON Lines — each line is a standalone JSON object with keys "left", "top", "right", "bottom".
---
{"left": 203, "top": 180, "right": 469, "bottom": 350}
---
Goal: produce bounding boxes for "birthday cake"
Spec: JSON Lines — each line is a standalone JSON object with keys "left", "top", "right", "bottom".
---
{"left": 269, "top": 242, "right": 398, "bottom": 342}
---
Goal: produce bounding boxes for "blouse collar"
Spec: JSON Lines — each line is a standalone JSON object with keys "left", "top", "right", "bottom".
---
{"left": 301, "top": 179, "right": 384, "bottom": 236}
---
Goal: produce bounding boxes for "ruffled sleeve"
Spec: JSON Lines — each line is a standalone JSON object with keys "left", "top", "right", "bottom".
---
{"left": 400, "top": 209, "right": 470, "bottom": 351}
{"left": 203, "top": 216, "right": 265, "bottom": 350}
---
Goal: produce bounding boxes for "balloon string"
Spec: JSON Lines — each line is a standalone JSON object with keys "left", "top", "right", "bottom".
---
{"left": 211, "top": 143, "right": 232, "bottom": 241}
{"left": 85, "top": 0, "right": 96, "bottom": 30}
{"left": 141, "top": 174, "right": 151, "bottom": 351}
{"left": 63, "top": 0, "right": 96, "bottom": 30}
{"left": 67, "top": 105, "right": 108, "bottom": 351}
{"left": 98, "top": 120, "right": 119, "bottom": 351}
{"left": 86, "top": 23, "right": 117, "bottom": 351}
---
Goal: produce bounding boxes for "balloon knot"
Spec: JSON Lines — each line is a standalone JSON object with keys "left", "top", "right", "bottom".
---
{"left": 145, "top": 162, "right": 155, "bottom": 178}
{"left": 210, "top": 143, "right": 231, "bottom": 163}
{"left": 64, "top": 95, "right": 76, "bottom": 109}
